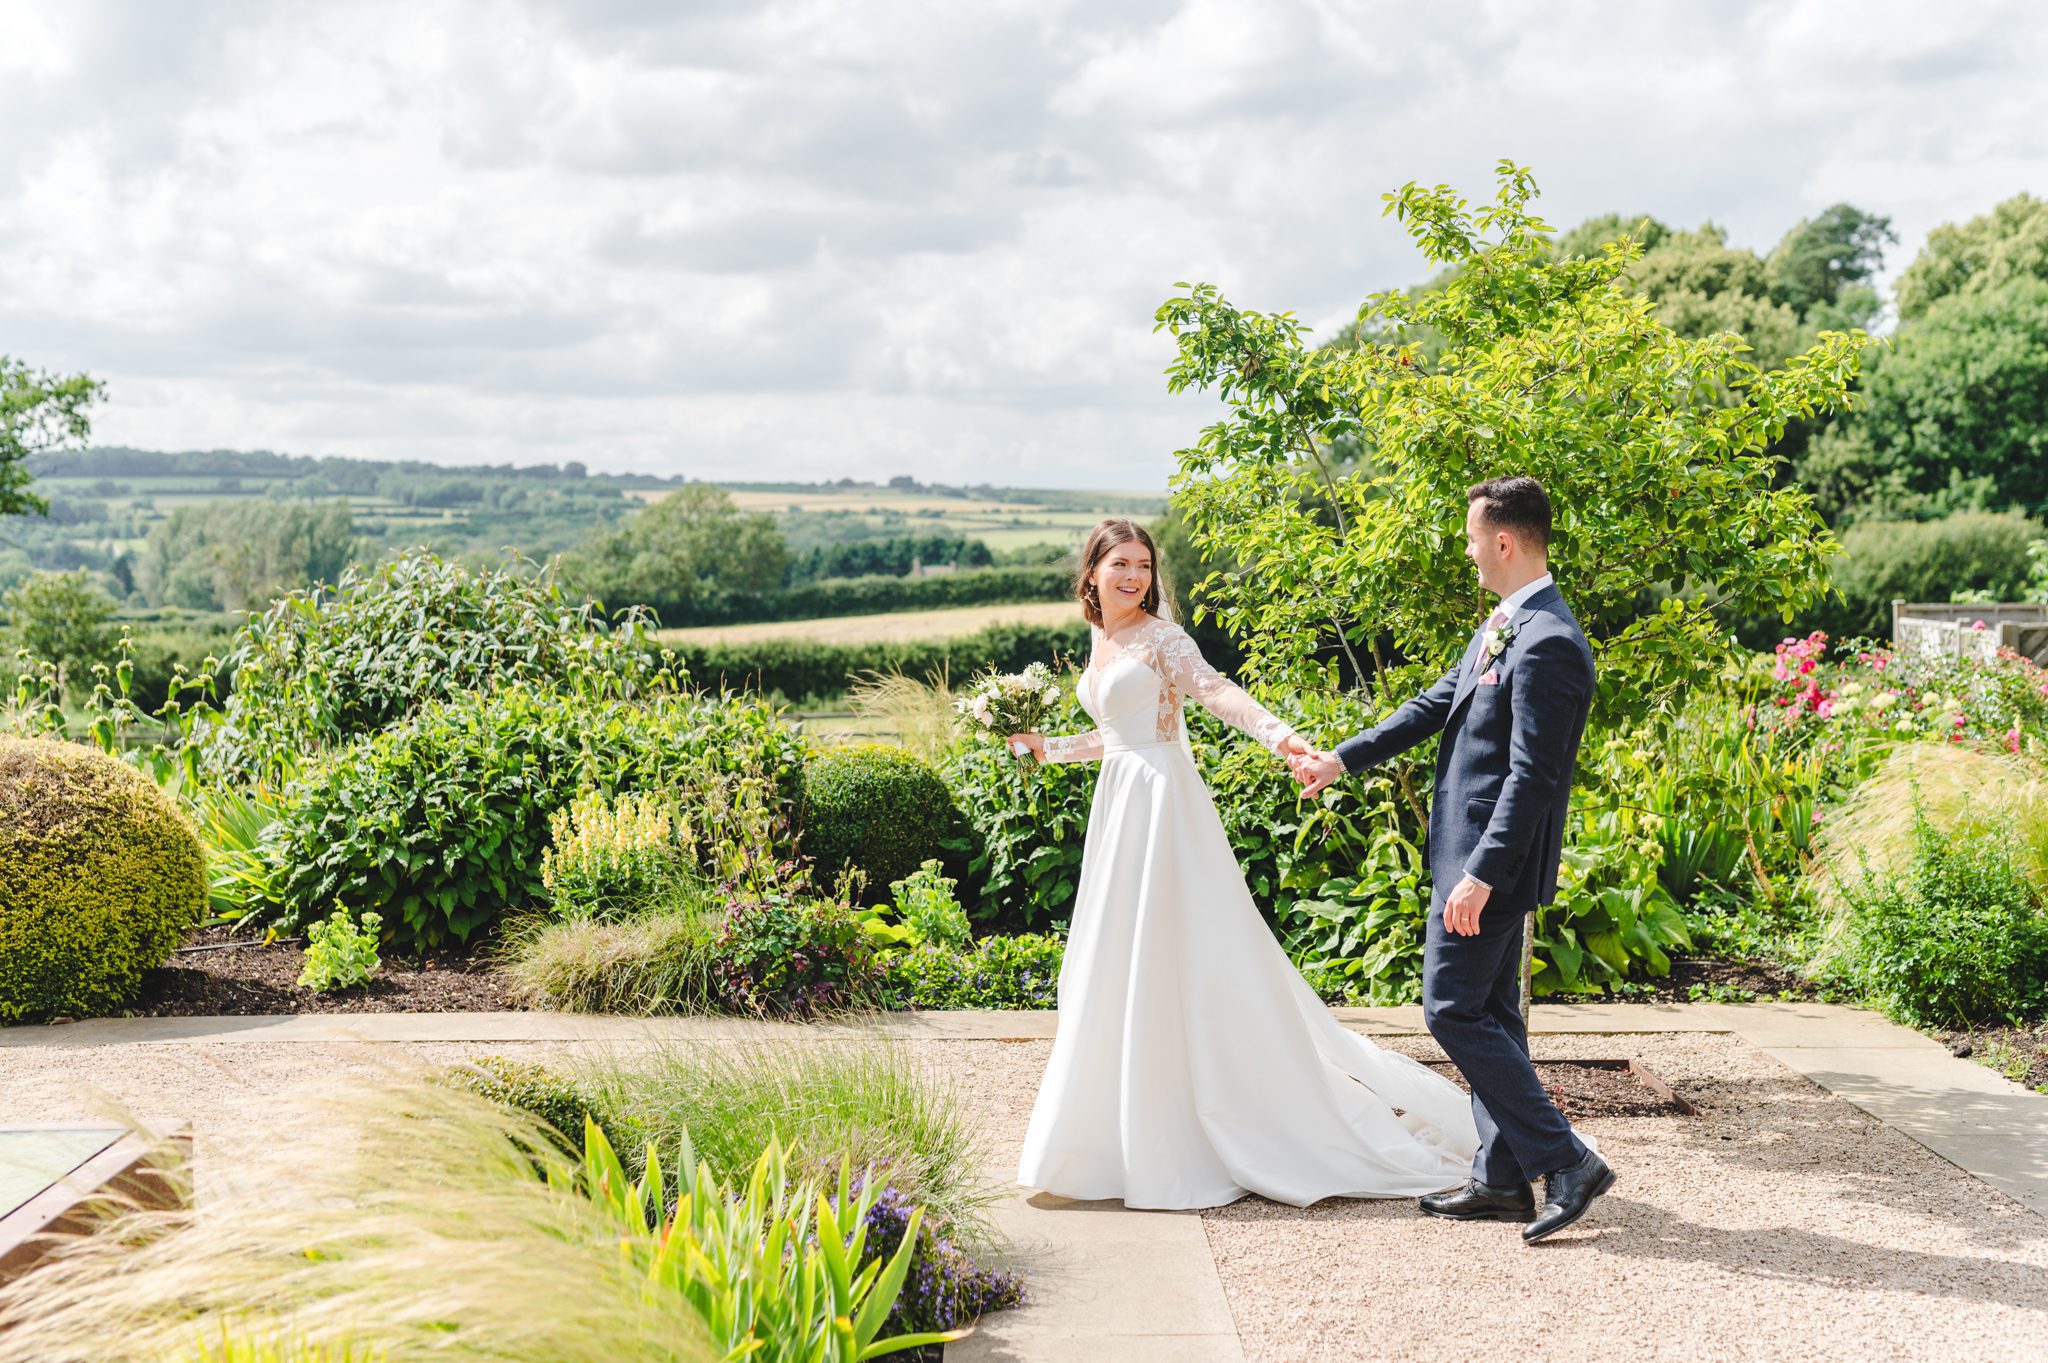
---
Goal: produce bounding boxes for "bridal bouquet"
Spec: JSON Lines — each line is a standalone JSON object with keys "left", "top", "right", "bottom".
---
{"left": 955, "top": 662, "right": 1063, "bottom": 770}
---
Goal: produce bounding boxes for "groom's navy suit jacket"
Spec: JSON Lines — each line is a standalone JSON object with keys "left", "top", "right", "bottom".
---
{"left": 1335, "top": 583, "right": 1594, "bottom": 912}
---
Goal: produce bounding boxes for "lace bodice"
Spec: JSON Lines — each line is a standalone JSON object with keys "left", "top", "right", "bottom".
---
{"left": 1042, "top": 617, "right": 1295, "bottom": 762}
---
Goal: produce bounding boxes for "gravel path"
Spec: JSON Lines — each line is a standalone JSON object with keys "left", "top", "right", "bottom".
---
{"left": 1203, "top": 1033, "right": 2048, "bottom": 1363}
{"left": 3, "top": 1031, "right": 2042, "bottom": 1361}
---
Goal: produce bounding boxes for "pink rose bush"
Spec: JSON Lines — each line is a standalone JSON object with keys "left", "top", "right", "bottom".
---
{"left": 1754, "top": 630, "right": 2046, "bottom": 758}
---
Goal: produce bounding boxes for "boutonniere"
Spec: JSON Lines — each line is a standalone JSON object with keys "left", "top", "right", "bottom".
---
{"left": 1483, "top": 621, "right": 1516, "bottom": 659}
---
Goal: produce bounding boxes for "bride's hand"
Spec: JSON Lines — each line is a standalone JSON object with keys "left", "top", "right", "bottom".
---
{"left": 1008, "top": 732, "right": 1046, "bottom": 761}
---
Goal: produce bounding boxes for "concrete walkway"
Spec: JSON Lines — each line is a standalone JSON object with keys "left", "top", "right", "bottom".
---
{"left": 4, "top": 1001, "right": 2041, "bottom": 1363}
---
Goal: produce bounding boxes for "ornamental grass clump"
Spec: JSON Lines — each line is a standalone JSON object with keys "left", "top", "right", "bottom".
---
{"left": 501, "top": 907, "right": 721, "bottom": 1014}
{"left": 0, "top": 1076, "right": 715, "bottom": 1363}
{"left": 571, "top": 1037, "right": 996, "bottom": 1245}
{"left": 1836, "top": 808, "right": 2048, "bottom": 1027}
{"left": 0, "top": 1072, "right": 959, "bottom": 1363}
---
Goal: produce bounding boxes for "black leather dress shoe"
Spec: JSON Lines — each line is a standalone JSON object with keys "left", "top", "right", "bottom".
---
{"left": 1419, "top": 1179, "right": 1536, "bottom": 1222}
{"left": 1523, "top": 1148, "right": 1615, "bottom": 1243}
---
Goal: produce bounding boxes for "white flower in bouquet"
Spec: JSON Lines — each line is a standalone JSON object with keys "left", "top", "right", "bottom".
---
{"left": 956, "top": 661, "right": 1064, "bottom": 769}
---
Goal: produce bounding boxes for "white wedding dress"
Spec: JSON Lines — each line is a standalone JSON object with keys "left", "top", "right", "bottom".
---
{"left": 1016, "top": 614, "right": 1479, "bottom": 1210}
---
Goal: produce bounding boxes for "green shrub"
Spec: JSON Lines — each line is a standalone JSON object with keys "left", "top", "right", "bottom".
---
{"left": 711, "top": 896, "right": 879, "bottom": 1016}
{"left": 208, "top": 549, "right": 663, "bottom": 783}
{"left": 1534, "top": 804, "right": 1691, "bottom": 995}
{"left": 1840, "top": 810, "right": 2048, "bottom": 1026}
{"left": 800, "top": 744, "right": 958, "bottom": 899}
{"left": 269, "top": 683, "right": 804, "bottom": 954}
{"left": 879, "top": 933, "right": 1065, "bottom": 1010}
{"left": 438, "top": 1054, "right": 610, "bottom": 1154}
{"left": 937, "top": 692, "right": 1095, "bottom": 931}
{"left": 0, "top": 736, "right": 207, "bottom": 1022}
{"left": 501, "top": 906, "right": 720, "bottom": 1014}
{"left": 297, "top": 908, "right": 381, "bottom": 991}
{"left": 1811, "top": 510, "right": 2040, "bottom": 639}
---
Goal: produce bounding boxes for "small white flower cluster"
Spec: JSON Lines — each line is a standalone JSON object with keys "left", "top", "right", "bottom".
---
{"left": 955, "top": 661, "right": 1062, "bottom": 750}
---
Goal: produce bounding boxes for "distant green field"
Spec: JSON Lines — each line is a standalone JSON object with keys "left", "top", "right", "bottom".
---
{"left": 14, "top": 453, "right": 1165, "bottom": 626}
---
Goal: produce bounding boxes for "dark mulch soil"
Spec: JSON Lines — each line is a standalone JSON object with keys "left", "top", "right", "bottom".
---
{"left": 128, "top": 925, "right": 520, "bottom": 1017}
{"left": 1937, "top": 1022, "right": 2048, "bottom": 1093}
{"left": 1576, "top": 952, "right": 1819, "bottom": 1005}
{"left": 1424, "top": 1058, "right": 1694, "bottom": 1119}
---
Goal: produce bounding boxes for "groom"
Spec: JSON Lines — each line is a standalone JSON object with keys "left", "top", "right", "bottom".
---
{"left": 1289, "top": 475, "right": 1613, "bottom": 1243}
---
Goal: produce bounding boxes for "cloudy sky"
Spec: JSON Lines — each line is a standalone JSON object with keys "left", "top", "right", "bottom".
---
{"left": 2, "top": 1, "right": 2044, "bottom": 490}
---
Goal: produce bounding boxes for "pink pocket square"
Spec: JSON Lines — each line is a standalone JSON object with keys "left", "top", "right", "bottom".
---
{"left": 1478, "top": 668, "right": 1501, "bottom": 686}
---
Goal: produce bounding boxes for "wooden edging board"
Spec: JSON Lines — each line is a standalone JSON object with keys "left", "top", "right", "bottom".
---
{"left": 0, "top": 1125, "right": 190, "bottom": 1284}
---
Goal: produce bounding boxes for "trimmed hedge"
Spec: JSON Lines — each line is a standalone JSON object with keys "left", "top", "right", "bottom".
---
{"left": 800, "top": 745, "right": 959, "bottom": 900}
{"left": 673, "top": 619, "right": 1090, "bottom": 704}
{"left": 1775, "top": 510, "right": 2042, "bottom": 644}
{"left": 0, "top": 736, "right": 207, "bottom": 1022}
{"left": 643, "top": 565, "right": 1070, "bottom": 628}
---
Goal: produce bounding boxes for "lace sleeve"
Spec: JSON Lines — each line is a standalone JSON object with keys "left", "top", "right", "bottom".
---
{"left": 1042, "top": 729, "right": 1105, "bottom": 763}
{"left": 1154, "top": 623, "right": 1297, "bottom": 755}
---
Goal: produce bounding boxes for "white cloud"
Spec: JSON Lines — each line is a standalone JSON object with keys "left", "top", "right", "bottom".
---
{"left": 0, "top": 0, "right": 2043, "bottom": 489}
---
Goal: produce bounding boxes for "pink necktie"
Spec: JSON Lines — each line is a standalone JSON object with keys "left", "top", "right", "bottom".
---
{"left": 1474, "top": 608, "right": 1508, "bottom": 675}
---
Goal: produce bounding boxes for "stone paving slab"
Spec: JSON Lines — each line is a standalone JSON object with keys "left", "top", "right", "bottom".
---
{"left": 950, "top": 1190, "right": 1244, "bottom": 1363}
{"left": 0, "top": 1003, "right": 1719, "bottom": 1048}
{"left": 0, "top": 1010, "right": 1061, "bottom": 1048}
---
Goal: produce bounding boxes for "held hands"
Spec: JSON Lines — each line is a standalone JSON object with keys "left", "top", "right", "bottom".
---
{"left": 1281, "top": 735, "right": 1347, "bottom": 799}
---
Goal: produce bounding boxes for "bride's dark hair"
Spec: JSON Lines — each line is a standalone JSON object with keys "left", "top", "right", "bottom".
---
{"left": 1074, "top": 518, "right": 1164, "bottom": 627}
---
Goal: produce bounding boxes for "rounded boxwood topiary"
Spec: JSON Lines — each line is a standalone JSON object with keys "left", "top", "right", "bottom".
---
{"left": 800, "top": 744, "right": 957, "bottom": 900}
{"left": 0, "top": 736, "right": 207, "bottom": 1023}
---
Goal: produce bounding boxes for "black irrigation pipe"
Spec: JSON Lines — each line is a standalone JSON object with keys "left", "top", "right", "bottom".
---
{"left": 173, "top": 937, "right": 302, "bottom": 954}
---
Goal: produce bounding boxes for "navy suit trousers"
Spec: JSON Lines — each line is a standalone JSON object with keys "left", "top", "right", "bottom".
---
{"left": 1421, "top": 894, "right": 1585, "bottom": 1185}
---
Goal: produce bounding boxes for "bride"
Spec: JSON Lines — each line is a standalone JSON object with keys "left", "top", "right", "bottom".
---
{"left": 1006, "top": 518, "right": 1477, "bottom": 1210}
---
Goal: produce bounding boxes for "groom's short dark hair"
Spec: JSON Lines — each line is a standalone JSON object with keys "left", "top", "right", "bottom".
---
{"left": 1468, "top": 476, "right": 1552, "bottom": 550}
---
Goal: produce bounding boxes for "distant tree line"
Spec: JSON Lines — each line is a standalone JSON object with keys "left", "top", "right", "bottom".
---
{"left": 784, "top": 535, "right": 994, "bottom": 585}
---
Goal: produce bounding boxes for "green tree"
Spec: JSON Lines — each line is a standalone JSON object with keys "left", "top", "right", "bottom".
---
{"left": 1156, "top": 161, "right": 1872, "bottom": 731}
{"left": 1895, "top": 192, "right": 2048, "bottom": 322}
{"left": 133, "top": 500, "right": 358, "bottom": 611}
{"left": 1550, "top": 212, "right": 1672, "bottom": 264}
{"left": 1, "top": 359, "right": 105, "bottom": 517}
{"left": 1, "top": 568, "right": 117, "bottom": 693}
{"left": 565, "top": 483, "right": 787, "bottom": 620}
{"left": 1626, "top": 225, "right": 1802, "bottom": 370}
{"left": 1843, "top": 277, "right": 2048, "bottom": 513}
{"left": 1766, "top": 203, "right": 1895, "bottom": 322}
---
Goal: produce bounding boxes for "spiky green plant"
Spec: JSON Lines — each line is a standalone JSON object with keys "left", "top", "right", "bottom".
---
{"left": 564, "top": 1120, "right": 962, "bottom": 1361}
{"left": 572, "top": 1037, "right": 996, "bottom": 1244}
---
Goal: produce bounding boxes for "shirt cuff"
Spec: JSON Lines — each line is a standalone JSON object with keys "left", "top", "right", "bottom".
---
{"left": 1461, "top": 873, "right": 1491, "bottom": 891}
